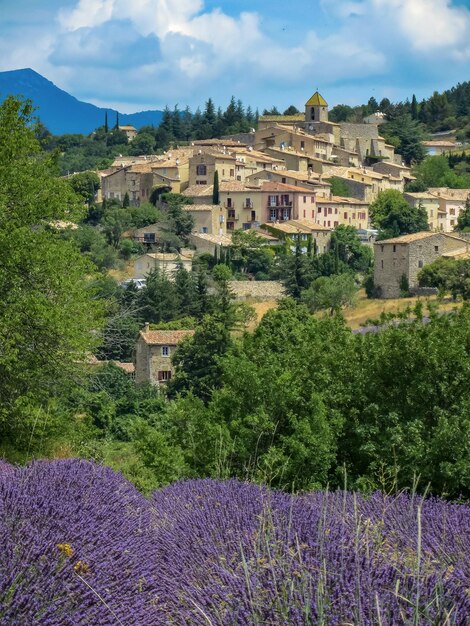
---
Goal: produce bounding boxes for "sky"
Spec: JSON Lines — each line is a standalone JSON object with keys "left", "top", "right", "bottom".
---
{"left": 1, "top": 0, "right": 470, "bottom": 114}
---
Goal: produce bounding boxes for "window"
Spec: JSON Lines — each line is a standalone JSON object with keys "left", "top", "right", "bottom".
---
{"left": 311, "top": 197, "right": 315, "bottom": 204}
{"left": 393, "top": 245, "right": 396, "bottom": 252}
{"left": 196, "top": 180, "right": 207, "bottom": 185}
{"left": 344, "top": 212, "right": 348, "bottom": 219}
{"left": 300, "top": 141, "right": 305, "bottom": 150}
{"left": 282, "top": 208, "right": 290, "bottom": 220}
{"left": 227, "top": 198, "right": 232, "bottom": 208}
{"left": 303, "top": 196, "right": 307, "bottom": 203}
{"left": 381, "top": 260, "right": 384, "bottom": 269}
{"left": 230, "top": 169, "right": 234, "bottom": 177}
{"left": 317, "top": 207, "right": 322, "bottom": 213}
{"left": 269, "top": 195, "right": 277, "bottom": 207}
{"left": 143, "top": 233, "right": 156, "bottom": 243}
{"left": 282, "top": 177, "right": 286, "bottom": 183}
{"left": 328, "top": 207, "right": 332, "bottom": 215}
{"left": 157, "top": 370, "right": 172, "bottom": 382}
{"left": 202, "top": 227, "right": 208, "bottom": 233}
{"left": 418, "top": 260, "right": 423, "bottom": 268}
{"left": 302, "top": 234, "right": 308, "bottom": 240}
{"left": 196, "top": 164, "right": 207, "bottom": 175}
{"left": 270, "top": 208, "right": 276, "bottom": 221}
{"left": 161, "top": 346, "right": 170, "bottom": 357}
{"left": 434, "top": 245, "right": 439, "bottom": 252}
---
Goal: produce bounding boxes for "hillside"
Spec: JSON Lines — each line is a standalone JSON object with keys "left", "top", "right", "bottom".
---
{"left": 0, "top": 68, "right": 163, "bottom": 134}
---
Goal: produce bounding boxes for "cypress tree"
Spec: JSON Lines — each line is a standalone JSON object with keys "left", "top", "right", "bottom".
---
{"left": 104, "top": 111, "right": 108, "bottom": 133}
{"left": 115, "top": 112, "right": 119, "bottom": 130}
{"left": 212, "top": 170, "right": 220, "bottom": 205}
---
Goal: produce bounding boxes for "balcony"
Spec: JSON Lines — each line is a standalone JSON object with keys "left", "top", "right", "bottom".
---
{"left": 227, "top": 210, "right": 239, "bottom": 221}
{"left": 267, "top": 201, "right": 293, "bottom": 208}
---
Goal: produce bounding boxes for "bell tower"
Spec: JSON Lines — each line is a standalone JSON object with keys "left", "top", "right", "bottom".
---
{"left": 305, "top": 90, "right": 328, "bottom": 124}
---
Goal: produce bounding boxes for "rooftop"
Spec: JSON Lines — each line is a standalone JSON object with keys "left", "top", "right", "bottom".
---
{"left": 376, "top": 232, "right": 437, "bottom": 245}
{"left": 140, "top": 329, "right": 195, "bottom": 345}
{"left": 305, "top": 91, "right": 328, "bottom": 107}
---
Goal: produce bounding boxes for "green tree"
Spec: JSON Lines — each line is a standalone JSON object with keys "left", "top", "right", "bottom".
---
{"left": 456, "top": 195, "right": 470, "bottom": 231}
{"left": 382, "top": 114, "right": 426, "bottom": 165}
{"left": 0, "top": 97, "right": 104, "bottom": 449}
{"left": 302, "top": 273, "right": 358, "bottom": 315}
{"left": 68, "top": 171, "right": 101, "bottom": 206}
{"left": 329, "top": 225, "right": 372, "bottom": 272}
{"left": 370, "top": 190, "right": 429, "bottom": 239}
{"left": 283, "top": 105, "right": 300, "bottom": 115}
{"left": 212, "top": 170, "right": 220, "bottom": 204}
{"left": 328, "top": 176, "right": 350, "bottom": 197}
{"left": 168, "top": 316, "right": 233, "bottom": 403}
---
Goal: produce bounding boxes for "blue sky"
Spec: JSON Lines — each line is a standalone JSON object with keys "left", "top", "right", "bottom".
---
{"left": 1, "top": 0, "right": 470, "bottom": 113}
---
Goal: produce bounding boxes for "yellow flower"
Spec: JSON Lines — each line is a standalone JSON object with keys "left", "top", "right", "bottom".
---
{"left": 57, "top": 543, "right": 74, "bottom": 558}
{"left": 73, "top": 561, "right": 89, "bottom": 575}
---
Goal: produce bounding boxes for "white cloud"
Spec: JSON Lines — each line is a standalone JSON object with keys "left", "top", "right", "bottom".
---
{"left": 3, "top": 0, "right": 470, "bottom": 113}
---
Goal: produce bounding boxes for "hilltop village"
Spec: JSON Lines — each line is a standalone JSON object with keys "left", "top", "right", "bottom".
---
{"left": 98, "top": 89, "right": 470, "bottom": 311}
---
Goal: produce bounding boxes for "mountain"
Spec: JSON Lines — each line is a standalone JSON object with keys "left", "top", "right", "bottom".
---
{"left": 0, "top": 68, "right": 163, "bottom": 135}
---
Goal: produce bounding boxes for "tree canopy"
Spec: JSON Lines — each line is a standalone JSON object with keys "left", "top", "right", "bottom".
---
{"left": 0, "top": 97, "right": 104, "bottom": 449}
{"left": 370, "top": 190, "right": 429, "bottom": 239}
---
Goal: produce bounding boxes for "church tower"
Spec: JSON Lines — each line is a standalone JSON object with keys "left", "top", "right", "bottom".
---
{"left": 305, "top": 91, "right": 328, "bottom": 123}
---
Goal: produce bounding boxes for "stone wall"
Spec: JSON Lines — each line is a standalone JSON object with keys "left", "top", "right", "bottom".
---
{"left": 229, "top": 280, "right": 285, "bottom": 300}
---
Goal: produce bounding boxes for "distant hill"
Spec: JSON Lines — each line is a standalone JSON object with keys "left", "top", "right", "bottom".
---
{"left": 0, "top": 68, "right": 163, "bottom": 135}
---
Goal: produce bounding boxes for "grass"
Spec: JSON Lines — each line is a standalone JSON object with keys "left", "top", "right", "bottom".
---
{"left": 244, "top": 291, "right": 462, "bottom": 331}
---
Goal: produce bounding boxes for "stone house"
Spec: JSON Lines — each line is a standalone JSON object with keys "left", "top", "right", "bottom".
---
{"left": 428, "top": 188, "right": 470, "bottom": 232}
{"left": 314, "top": 195, "right": 369, "bottom": 230}
{"left": 183, "top": 204, "right": 227, "bottom": 236}
{"left": 262, "top": 219, "right": 332, "bottom": 254}
{"left": 422, "top": 140, "right": 456, "bottom": 156}
{"left": 373, "top": 231, "right": 470, "bottom": 298}
{"left": 118, "top": 125, "right": 138, "bottom": 142}
{"left": 189, "top": 152, "right": 238, "bottom": 187}
{"left": 134, "top": 251, "right": 193, "bottom": 279}
{"left": 189, "top": 232, "right": 233, "bottom": 255}
{"left": 246, "top": 169, "right": 332, "bottom": 197}
{"left": 134, "top": 327, "right": 194, "bottom": 385}
{"left": 404, "top": 192, "right": 442, "bottom": 231}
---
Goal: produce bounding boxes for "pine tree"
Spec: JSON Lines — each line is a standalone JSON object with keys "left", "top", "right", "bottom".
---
{"left": 411, "top": 94, "right": 419, "bottom": 120}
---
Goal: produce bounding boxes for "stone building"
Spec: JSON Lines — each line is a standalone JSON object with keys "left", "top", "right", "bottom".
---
{"left": 134, "top": 327, "right": 194, "bottom": 385}
{"left": 183, "top": 204, "right": 227, "bottom": 235}
{"left": 373, "top": 231, "right": 470, "bottom": 298}
{"left": 134, "top": 251, "right": 193, "bottom": 279}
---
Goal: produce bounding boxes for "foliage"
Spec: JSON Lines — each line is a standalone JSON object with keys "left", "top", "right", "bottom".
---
{"left": 0, "top": 97, "right": 104, "bottom": 451}
{"left": 67, "top": 171, "right": 100, "bottom": 205}
{"left": 328, "top": 176, "right": 350, "bottom": 197}
{"left": 381, "top": 114, "right": 426, "bottom": 165}
{"left": 302, "top": 273, "right": 358, "bottom": 314}
{"left": 408, "top": 155, "right": 470, "bottom": 191}
{"left": 370, "top": 189, "right": 429, "bottom": 239}
{"left": 329, "top": 225, "right": 372, "bottom": 272}
{"left": 456, "top": 194, "right": 470, "bottom": 231}
{"left": 418, "top": 257, "right": 470, "bottom": 299}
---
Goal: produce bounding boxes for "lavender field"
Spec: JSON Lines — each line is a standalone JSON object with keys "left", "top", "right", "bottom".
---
{"left": 0, "top": 459, "right": 468, "bottom": 625}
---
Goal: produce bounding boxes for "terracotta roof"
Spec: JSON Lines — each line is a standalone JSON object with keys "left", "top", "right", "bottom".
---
{"left": 128, "top": 164, "right": 154, "bottom": 173}
{"left": 289, "top": 219, "right": 331, "bottom": 231}
{"left": 193, "top": 139, "right": 246, "bottom": 147}
{"left": 183, "top": 184, "right": 214, "bottom": 197}
{"left": 183, "top": 204, "right": 221, "bottom": 212}
{"left": 112, "top": 361, "right": 135, "bottom": 374}
{"left": 441, "top": 248, "right": 470, "bottom": 258}
{"left": 220, "top": 181, "right": 260, "bottom": 192}
{"left": 140, "top": 330, "right": 195, "bottom": 345}
{"left": 264, "top": 222, "right": 311, "bottom": 234}
{"left": 191, "top": 233, "right": 233, "bottom": 246}
{"left": 260, "top": 181, "right": 316, "bottom": 194}
{"left": 376, "top": 232, "right": 436, "bottom": 244}
{"left": 259, "top": 114, "right": 305, "bottom": 122}
{"left": 144, "top": 252, "right": 193, "bottom": 261}
{"left": 318, "top": 195, "right": 368, "bottom": 205}
{"left": 423, "top": 141, "right": 456, "bottom": 147}
{"left": 305, "top": 91, "right": 328, "bottom": 106}
{"left": 118, "top": 125, "right": 137, "bottom": 130}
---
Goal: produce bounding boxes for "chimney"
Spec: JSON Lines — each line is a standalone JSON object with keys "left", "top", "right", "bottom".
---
{"left": 144, "top": 322, "right": 150, "bottom": 333}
